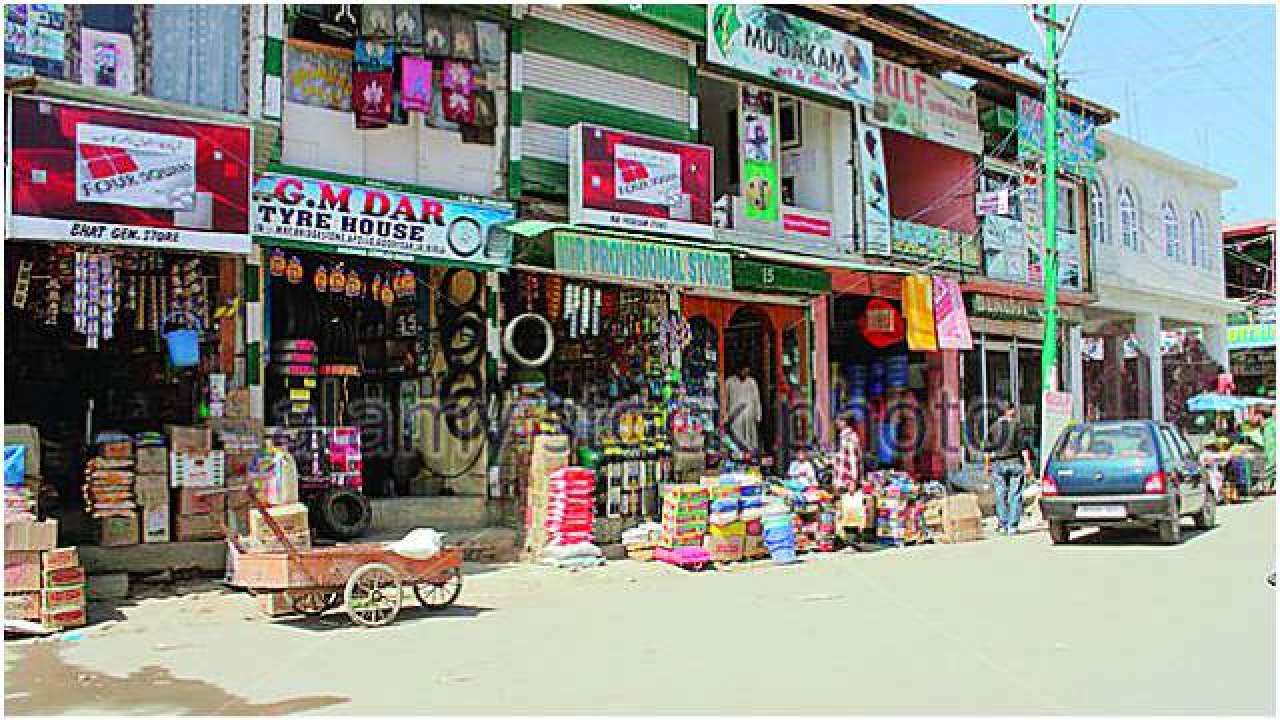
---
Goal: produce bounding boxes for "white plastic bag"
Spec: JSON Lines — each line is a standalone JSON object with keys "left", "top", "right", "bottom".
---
{"left": 388, "top": 528, "right": 446, "bottom": 559}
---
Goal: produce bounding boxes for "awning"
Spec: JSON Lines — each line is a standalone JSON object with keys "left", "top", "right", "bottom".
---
{"left": 1187, "top": 393, "right": 1276, "bottom": 412}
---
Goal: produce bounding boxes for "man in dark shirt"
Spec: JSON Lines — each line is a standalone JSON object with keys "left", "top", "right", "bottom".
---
{"left": 986, "top": 404, "right": 1035, "bottom": 535}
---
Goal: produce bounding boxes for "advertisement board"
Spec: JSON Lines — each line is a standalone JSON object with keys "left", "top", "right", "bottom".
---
{"left": 1017, "top": 94, "right": 1096, "bottom": 179}
{"left": 568, "top": 123, "right": 715, "bottom": 240}
{"left": 707, "top": 4, "right": 874, "bottom": 107}
{"left": 1227, "top": 323, "right": 1277, "bottom": 350}
{"left": 7, "top": 95, "right": 252, "bottom": 253}
{"left": 891, "top": 218, "right": 981, "bottom": 271}
{"left": 253, "top": 172, "right": 515, "bottom": 267}
{"left": 739, "top": 85, "right": 781, "bottom": 223}
{"left": 872, "top": 58, "right": 982, "bottom": 155}
{"left": 858, "top": 124, "right": 892, "bottom": 256}
{"left": 553, "top": 230, "right": 732, "bottom": 291}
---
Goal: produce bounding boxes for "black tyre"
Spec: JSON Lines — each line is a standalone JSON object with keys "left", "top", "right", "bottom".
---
{"left": 1158, "top": 517, "right": 1182, "bottom": 545}
{"left": 1048, "top": 521, "right": 1070, "bottom": 545}
{"left": 314, "top": 487, "right": 372, "bottom": 540}
{"left": 1194, "top": 490, "right": 1216, "bottom": 530}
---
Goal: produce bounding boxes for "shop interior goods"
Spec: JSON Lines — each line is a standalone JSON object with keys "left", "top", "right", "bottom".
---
{"left": 3, "top": 518, "right": 84, "bottom": 629}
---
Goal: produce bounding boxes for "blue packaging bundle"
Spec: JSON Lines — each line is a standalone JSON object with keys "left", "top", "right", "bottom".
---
{"left": 739, "top": 483, "right": 763, "bottom": 498}
{"left": 740, "top": 496, "right": 764, "bottom": 510}
{"left": 709, "top": 498, "right": 740, "bottom": 514}
{"left": 885, "top": 354, "right": 909, "bottom": 388}
{"left": 762, "top": 512, "right": 798, "bottom": 564}
{"left": 4, "top": 445, "right": 26, "bottom": 487}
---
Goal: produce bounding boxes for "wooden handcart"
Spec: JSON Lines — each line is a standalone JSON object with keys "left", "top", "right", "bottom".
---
{"left": 226, "top": 489, "right": 462, "bottom": 627}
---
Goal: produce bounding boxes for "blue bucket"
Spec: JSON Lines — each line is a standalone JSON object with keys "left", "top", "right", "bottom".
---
{"left": 163, "top": 313, "right": 202, "bottom": 368}
{"left": 4, "top": 445, "right": 26, "bottom": 486}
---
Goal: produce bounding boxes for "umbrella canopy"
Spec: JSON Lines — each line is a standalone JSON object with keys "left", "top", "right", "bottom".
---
{"left": 1187, "top": 393, "right": 1275, "bottom": 412}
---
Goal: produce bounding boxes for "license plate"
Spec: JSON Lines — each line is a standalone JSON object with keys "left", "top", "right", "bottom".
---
{"left": 1076, "top": 504, "right": 1126, "bottom": 519}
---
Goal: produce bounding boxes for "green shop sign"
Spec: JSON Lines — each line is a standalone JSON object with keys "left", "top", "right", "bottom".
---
{"left": 1227, "top": 323, "right": 1276, "bottom": 350}
{"left": 733, "top": 259, "right": 830, "bottom": 295}
{"left": 553, "top": 231, "right": 732, "bottom": 290}
{"left": 891, "top": 218, "right": 982, "bottom": 271}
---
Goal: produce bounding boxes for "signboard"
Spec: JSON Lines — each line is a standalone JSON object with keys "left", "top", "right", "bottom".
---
{"left": 1017, "top": 94, "right": 1096, "bottom": 179}
{"left": 871, "top": 58, "right": 982, "bottom": 154}
{"left": 740, "top": 86, "right": 781, "bottom": 223}
{"left": 7, "top": 95, "right": 252, "bottom": 254}
{"left": 982, "top": 215, "right": 1029, "bottom": 284}
{"left": 707, "top": 4, "right": 874, "bottom": 106}
{"left": 4, "top": 3, "right": 65, "bottom": 80}
{"left": 858, "top": 124, "right": 891, "bottom": 256}
{"left": 553, "top": 230, "right": 732, "bottom": 290}
{"left": 932, "top": 276, "right": 973, "bottom": 350}
{"left": 253, "top": 172, "right": 515, "bottom": 266}
{"left": 732, "top": 258, "right": 830, "bottom": 295}
{"left": 890, "top": 218, "right": 981, "bottom": 271}
{"left": 1040, "top": 390, "right": 1074, "bottom": 475}
{"left": 1227, "top": 323, "right": 1277, "bottom": 350}
{"left": 568, "top": 123, "right": 714, "bottom": 240}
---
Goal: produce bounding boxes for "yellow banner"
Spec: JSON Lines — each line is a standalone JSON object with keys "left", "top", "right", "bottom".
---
{"left": 902, "top": 274, "right": 938, "bottom": 352}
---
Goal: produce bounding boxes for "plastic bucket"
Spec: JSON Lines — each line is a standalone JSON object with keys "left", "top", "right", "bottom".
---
{"left": 4, "top": 445, "right": 26, "bottom": 486}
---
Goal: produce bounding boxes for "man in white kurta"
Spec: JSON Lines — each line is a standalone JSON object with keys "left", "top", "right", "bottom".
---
{"left": 725, "top": 365, "right": 762, "bottom": 452}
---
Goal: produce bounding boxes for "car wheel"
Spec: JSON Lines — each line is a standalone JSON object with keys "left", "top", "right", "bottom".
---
{"left": 1158, "top": 517, "right": 1182, "bottom": 545}
{"left": 1048, "top": 521, "right": 1070, "bottom": 545}
{"left": 1194, "top": 491, "right": 1216, "bottom": 530}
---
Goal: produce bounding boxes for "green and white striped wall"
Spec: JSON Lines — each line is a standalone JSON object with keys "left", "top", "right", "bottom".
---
{"left": 509, "top": 5, "right": 698, "bottom": 200}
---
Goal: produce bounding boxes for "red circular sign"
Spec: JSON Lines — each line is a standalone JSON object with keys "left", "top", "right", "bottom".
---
{"left": 859, "top": 298, "right": 905, "bottom": 348}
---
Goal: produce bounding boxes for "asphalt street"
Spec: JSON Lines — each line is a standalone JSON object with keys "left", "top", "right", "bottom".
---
{"left": 5, "top": 497, "right": 1275, "bottom": 715}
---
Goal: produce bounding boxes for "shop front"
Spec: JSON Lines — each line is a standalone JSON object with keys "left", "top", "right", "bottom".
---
{"left": 5, "top": 92, "right": 254, "bottom": 547}
{"left": 250, "top": 168, "right": 514, "bottom": 537}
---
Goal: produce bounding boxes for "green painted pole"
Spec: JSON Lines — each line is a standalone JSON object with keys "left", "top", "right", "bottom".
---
{"left": 1041, "top": 4, "right": 1060, "bottom": 393}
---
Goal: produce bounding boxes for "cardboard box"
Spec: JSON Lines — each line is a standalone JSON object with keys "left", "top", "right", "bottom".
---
{"left": 98, "top": 441, "right": 133, "bottom": 459}
{"left": 5, "top": 424, "right": 41, "bottom": 477}
{"left": 175, "top": 486, "right": 226, "bottom": 516}
{"left": 142, "top": 504, "right": 170, "bottom": 544}
{"left": 4, "top": 550, "right": 42, "bottom": 591}
{"left": 135, "top": 447, "right": 169, "bottom": 475}
{"left": 41, "top": 606, "right": 86, "bottom": 629}
{"left": 703, "top": 534, "right": 745, "bottom": 562}
{"left": 134, "top": 474, "right": 169, "bottom": 506}
{"left": 248, "top": 502, "right": 309, "bottom": 540}
{"left": 939, "top": 517, "right": 984, "bottom": 544}
{"left": 98, "top": 514, "right": 139, "bottom": 547}
{"left": 4, "top": 591, "right": 40, "bottom": 620}
{"left": 41, "top": 585, "right": 86, "bottom": 611}
{"left": 174, "top": 512, "right": 222, "bottom": 542}
{"left": 743, "top": 534, "right": 768, "bottom": 559}
{"left": 226, "top": 503, "right": 251, "bottom": 537}
{"left": 166, "top": 425, "right": 212, "bottom": 455}
{"left": 4, "top": 519, "right": 58, "bottom": 551}
{"left": 41, "top": 546, "right": 79, "bottom": 571}
{"left": 170, "top": 451, "right": 225, "bottom": 488}
{"left": 43, "top": 564, "right": 86, "bottom": 587}
{"left": 241, "top": 529, "right": 311, "bottom": 553}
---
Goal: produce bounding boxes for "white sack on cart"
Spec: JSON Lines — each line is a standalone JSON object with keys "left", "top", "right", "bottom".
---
{"left": 388, "top": 528, "right": 446, "bottom": 559}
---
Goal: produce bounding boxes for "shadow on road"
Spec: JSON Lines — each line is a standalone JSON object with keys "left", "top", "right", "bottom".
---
{"left": 271, "top": 602, "right": 494, "bottom": 633}
{"left": 1070, "top": 523, "right": 1216, "bottom": 546}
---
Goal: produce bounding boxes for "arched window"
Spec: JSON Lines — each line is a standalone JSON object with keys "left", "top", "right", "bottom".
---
{"left": 1189, "top": 211, "right": 1207, "bottom": 268}
{"left": 1088, "top": 180, "right": 1109, "bottom": 245}
{"left": 1162, "top": 200, "right": 1182, "bottom": 261}
{"left": 1118, "top": 186, "right": 1140, "bottom": 250}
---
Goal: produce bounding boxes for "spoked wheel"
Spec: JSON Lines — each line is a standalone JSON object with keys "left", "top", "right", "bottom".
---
{"left": 290, "top": 591, "right": 340, "bottom": 617}
{"left": 414, "top": 567, "right": 463, "bottom": 610}
{"left": 344, "top": 563, "right": 403, "bottom": 627}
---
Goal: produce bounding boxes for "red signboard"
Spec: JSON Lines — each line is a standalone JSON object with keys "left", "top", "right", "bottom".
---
{"left": 568, "top": 123, "right": 714, "bottom": 240}
{"left": 6, "top": 95, "right": 252, "bottom": 253}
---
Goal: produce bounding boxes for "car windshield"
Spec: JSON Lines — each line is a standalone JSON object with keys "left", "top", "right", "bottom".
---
{"left": 1054, "top": 425, "right": 1156, "bottom": 461}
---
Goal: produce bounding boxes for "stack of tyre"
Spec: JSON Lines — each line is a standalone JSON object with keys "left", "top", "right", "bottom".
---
{"left": 270, "top": 338, "right": 319, "bottom": 426}
{"left": 438, "top": 269, "right": 485, "bottom": 443}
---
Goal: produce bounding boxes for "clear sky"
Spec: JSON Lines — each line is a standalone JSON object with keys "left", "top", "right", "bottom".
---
{"left": 923, "top": 2, "right": 1276, "bottom": 224}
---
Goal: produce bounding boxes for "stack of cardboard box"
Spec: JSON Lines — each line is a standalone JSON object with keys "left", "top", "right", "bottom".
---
{"left": 521, "top": 434, "right": 570, "bottom": 558}
{"left": 135, "top": 439, "right": 169, "bottom": 544}
{"left": 244, "top": 502, "right": 311, "bottom": 553}
{"left": 3, "top": 519, "right": 58, "bottom": 624}
{"left": 213, "top": 419, "right": 265, "bottom": 540}
{"left": 167, "top": 426, "right": 225, "bottom": 542}
{"left": 86, "top": 439, "right": 138, "bottom": 547}
{"left": 660, "top": 484, "right": 709, "bottom": 549}
{"left": 39, "top": 546, "right": 86, "bottom": 629}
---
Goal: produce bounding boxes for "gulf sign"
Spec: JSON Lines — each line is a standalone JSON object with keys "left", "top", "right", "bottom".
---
{"left": 6, "top": 95, "right": 252, "bottom": 254}
{"left": 568, "top": 123, "right": 715, "bottom": 240}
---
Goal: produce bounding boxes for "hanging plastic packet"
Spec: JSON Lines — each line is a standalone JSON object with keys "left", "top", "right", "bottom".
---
{"left": 73, "top": 251, "right": 87, "bottom": 334}
{"left": 100, "top": 255, "right": 114, "bottom": 341}
{"left": 329, "top": 263, "right": 346, "bottom": 294}
{"left": 313, "top": 264, "right": 328, "bottom": 293}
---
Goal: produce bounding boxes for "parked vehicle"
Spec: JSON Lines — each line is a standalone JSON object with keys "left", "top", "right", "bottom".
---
{"left": 1040, "top": 421, "right": 1215, "bottom": 544}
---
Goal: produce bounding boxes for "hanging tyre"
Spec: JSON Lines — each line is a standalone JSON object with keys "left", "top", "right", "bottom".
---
{"left": 314, "top": 487, "right": 372, "bottom": 540}
{"left": 440, "top": 268, "right": 483, "bottom": 311}
{"left": 441, "top": 312, "right": 484, "bottom": 367}
{"left": 503, "top": 313, "right": 554, "bottom": 368}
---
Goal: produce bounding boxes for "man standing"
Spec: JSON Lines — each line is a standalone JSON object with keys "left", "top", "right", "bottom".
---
{"left": 725, "top": 365, "right": 762, "bottom": 453}
{"left": 986, "top": 404, "right": 1035, "bottom": 535}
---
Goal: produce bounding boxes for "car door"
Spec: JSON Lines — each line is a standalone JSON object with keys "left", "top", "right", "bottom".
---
{"left": 1159, "top": 424, "right": 1202, "bottom": 515}
{"left": 1172, "top": 427, "right": 1213, "bottom": 504}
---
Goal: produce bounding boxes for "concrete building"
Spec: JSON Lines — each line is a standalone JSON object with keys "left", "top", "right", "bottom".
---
{"left": 1076, "top": 129, "right": 1239, "bottom": 424}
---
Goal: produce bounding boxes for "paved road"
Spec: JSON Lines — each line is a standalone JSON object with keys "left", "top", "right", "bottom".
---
{"left": 6, "top": 498, "right": 1275, "bottom": 715}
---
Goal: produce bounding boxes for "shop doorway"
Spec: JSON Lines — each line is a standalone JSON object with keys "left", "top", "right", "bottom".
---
{"left": 724, "top": 306, "right": 776, "bottom": 455}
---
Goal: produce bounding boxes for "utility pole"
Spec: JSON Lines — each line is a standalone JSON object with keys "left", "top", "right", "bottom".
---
{"left": 1040, "top": 3, "right": 1060, "bottom": 394}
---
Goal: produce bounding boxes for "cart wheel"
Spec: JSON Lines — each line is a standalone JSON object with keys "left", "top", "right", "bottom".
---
{"left": 290, "top": 591, "right": 340, "bottom": 617}
{"left": 413, "top": 567, "right": 462, "bottom": 610}
{"left": 344, "top": 563, "right": 403, "bottom": 627}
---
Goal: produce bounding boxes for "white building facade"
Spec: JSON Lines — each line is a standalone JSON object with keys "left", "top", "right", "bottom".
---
{"left": 1075, "top": 129, "right": 1239, "bottom": 423}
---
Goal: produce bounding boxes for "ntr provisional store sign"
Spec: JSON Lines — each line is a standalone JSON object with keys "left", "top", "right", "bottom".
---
{"left": 252, "top": 172, "right": 515, "bottom": 266}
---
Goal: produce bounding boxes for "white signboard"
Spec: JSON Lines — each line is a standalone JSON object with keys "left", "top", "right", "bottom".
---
{"left": 858, "top": 124, "right": 891, "bottom": 256}
{"left": 75, "top": 123, "right": 196, "bottom": 210}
